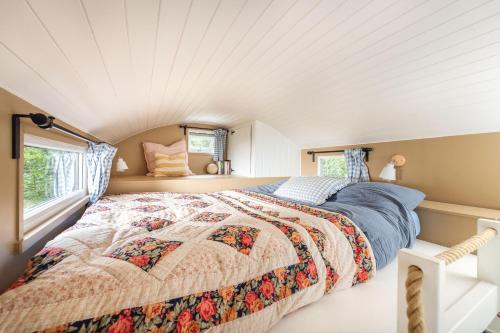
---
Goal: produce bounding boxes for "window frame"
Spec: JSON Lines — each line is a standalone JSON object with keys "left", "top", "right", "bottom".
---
{"left": 187, "top": 128, "right": 215, "bottom": 155}
{"left": 316, "top": 154, "right": 348, "bottom": 178}
{"left": 22, "top": 134, "right": 88, "bottom": 234}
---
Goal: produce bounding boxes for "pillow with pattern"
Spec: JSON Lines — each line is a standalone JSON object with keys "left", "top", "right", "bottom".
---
{"left": 273, "top": 177, "right": 351, "bottom": 206}
{"left": 143, "top": 139, "right": 194, "bottom": 176}
{"left": 153, "top": 152, "right": 191, "bottom": 177}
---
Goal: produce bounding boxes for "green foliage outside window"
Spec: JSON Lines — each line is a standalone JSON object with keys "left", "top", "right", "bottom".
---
{"left": 23, "top": 146, "right": 56, "bottom": 210}
{"left": 189, "top": 134, "right": 214, "bottom": 153}
{"left": 319, "top": 156, "right": 347, "bottom": 178}
{"left": 23, "top": 146, "right": 80, "bottom": 211}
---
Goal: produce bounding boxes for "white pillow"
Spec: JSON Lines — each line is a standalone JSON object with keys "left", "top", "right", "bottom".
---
{"left": 273, "top": 177, "right": 351, "bottom": 206}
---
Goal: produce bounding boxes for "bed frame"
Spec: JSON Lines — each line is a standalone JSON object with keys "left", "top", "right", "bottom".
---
{"left": 397, "top": 218, "right": 500, "bottom": 333}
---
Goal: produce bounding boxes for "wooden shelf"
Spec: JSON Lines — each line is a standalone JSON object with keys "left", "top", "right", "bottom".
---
{"left": 111, "top": 175, "right": 250, "bottom": 181}
{"left": 418, "top": 200, "right": 500, "bottom": 220}
{"left": 106, "top": 175, "right": 287, "bottom": 195}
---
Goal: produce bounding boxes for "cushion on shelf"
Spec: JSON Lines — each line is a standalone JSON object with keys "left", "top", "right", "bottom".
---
{"left": 143, "top": 139, "right": 194, "bottom": 176}
{"left": 153, "top": 152, "right": 191, "bottom": 177}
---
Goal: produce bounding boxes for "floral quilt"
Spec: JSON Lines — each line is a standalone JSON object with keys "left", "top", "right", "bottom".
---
{"left": 0, "top": 190, "right": 375, "bottom": 333}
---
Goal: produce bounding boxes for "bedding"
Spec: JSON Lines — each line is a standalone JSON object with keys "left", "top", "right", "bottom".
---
{"left": 410, "top": 211, "right": 421, "bottom": 236}
{"left": 0, "top": 190, "right": 375, "bottom": 333}
{"left": 272, "top": 177, "right": 350, "bottom": 206}
{"left": 332, "top": 182, "right": 425, "bottom": 210}
{"left": 248, "top": 181, "right": 422, "bottom": 269}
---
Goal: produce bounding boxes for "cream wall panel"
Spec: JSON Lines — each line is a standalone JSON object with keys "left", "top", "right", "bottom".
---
{"left": 170, "top": 0, "right": 247, "bottom": 117}
{"left": 252, "top": 121, "right": 300, "bottom": 177}
{"left": 1, "top": 1, "right": 500, "bottom": 146}
{"left": 81, "top": 0, "right": 135, "bottom": 107}
{"left": 228, "top": 121, "right": 300, "bottom": 178}
{"left": 227, "top": 122, "right": 252, "bottom": 177}
{"left": 26, "top": 0, "right": 119, "bottom": 117}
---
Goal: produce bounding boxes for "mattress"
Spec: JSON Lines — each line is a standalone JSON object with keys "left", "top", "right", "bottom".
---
{"left": 269, "top": 240, "right": 478, "bottom": 333}
{"left": 0, "top": 190, "right": 376, "bottom": 332}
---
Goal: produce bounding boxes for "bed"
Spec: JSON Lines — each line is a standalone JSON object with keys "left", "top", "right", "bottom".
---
{"left": 0, "top": 182, "right": 422, "bottom": 332}
{"left": 269, "top": 239, "right": 491, "bottom": 333}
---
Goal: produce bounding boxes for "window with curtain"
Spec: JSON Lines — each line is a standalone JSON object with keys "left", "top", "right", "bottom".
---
{"left": 317, "top": 155, "right": 348, "bottom": 178}
{"left": 23, "top": 134, "right": 87, "bottom": 232}
{"left": 187, "top": 128, "right": 215, "bottom": 154}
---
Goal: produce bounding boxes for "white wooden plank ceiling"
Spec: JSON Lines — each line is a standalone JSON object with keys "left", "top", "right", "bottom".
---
{"left": 1, "top": 0, "right": 499, "bottom": 146}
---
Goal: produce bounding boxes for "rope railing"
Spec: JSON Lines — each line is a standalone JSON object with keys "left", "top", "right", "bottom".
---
{"left": 405, "top": 227, "right": 497, "bottom": 333}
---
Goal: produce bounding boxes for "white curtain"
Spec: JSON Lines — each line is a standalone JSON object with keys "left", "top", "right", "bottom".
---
{"left": 52, "top": 151, "right": 79, "bottom": 197}
{"left": 86, "top": 143, "right": 117, "bottom": 204}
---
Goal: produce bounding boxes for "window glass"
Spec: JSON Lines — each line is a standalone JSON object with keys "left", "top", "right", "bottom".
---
{"left": 188, "top": 129, "right": 215, "bottom": 154}
{"left": 317, "top": 155, "right": 348, "bottom": 178}
{"left": 23, "top": 145, "right": 84, "bottom": 213}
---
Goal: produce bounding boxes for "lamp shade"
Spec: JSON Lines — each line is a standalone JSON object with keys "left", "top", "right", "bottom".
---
{"left": 379, "top": 162, "right": 396, "bottom": 181}
{"left": 116, "top": 157, "right": 129, "bottom": 172}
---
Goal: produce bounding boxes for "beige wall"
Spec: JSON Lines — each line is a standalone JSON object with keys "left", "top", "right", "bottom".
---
{"left": 111, "top": 124, "right": 220, "bottom": 177}
{"left": 301, "top": 132, "right": 500, "bottom": 210}
{"left": 0, "top": 88, "right": 96, "bottom": 291}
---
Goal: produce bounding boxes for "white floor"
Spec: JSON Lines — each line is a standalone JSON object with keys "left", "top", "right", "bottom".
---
{"left": 269, "top": 240, "right": 490, "bottom": 333}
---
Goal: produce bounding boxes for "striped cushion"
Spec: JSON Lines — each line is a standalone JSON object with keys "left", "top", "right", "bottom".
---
{"left": 153, "top": 152, "right": 190, "bottom": 177}
{"left": 273, "top": 177, "right": 351, "bottom": 206}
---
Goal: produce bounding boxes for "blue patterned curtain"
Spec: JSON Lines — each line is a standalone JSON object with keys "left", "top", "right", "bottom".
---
{"left": 86, "top": 143, "right": 117, "bottom": 204}
{"left": 345, "top": 148, "right": 370, "bottom": 182}
{"left": 53, "top": 151, "right": 79, "bottom": 197}
{"left": 213, "top": 129, "right": 227, "bottom": 162}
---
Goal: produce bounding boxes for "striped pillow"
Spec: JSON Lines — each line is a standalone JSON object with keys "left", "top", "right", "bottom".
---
{"left": 153, "top": 152, "right": 190, "bottom": 177}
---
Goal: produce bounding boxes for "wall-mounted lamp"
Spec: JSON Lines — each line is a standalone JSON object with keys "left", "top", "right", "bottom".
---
{"left": 116, "top": 157, "right": 129, "bottom": 172}
{"left": 379, "top": 155, "right": 406, "bottom": 181}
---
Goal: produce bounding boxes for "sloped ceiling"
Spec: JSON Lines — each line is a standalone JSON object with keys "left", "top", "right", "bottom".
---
{"left": 1, "top": 0, "right": 499, "bottom": 147}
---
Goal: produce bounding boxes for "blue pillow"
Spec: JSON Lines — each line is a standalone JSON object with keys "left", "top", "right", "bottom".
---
{"left": 332, "top": 182, "right": 425, "bottom": 210}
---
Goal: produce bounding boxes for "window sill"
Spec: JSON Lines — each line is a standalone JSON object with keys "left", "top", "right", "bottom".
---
{"left": 18, "top": 196, "right": 89, "bottom": 253}
{"left": 188, "top": 151, "right": 214, "bottom": 156}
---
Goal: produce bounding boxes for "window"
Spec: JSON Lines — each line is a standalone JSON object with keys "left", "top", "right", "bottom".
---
{"left": 187, "top": 128, "right": 215, "bottom": 154}
{"left": 23, "top": 134, "right": 87, "bottom": 231}
{"left": 317, "top": 155, "right": 348, "bottom": 178}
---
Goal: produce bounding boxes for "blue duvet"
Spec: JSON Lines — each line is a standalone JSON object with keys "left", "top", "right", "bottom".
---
{"left": 245, "top": 181, "right": 423, "bottom": 269}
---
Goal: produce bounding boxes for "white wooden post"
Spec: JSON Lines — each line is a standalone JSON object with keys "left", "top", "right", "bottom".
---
{"left": 398, "top": 219, "right": 500, "bottom": 333}
{"left": 447, "top": 219, "right": 499, "bottom": 332}
{"left": 477, "top": 218, "right": 500, "bottom": 311}
{"left": 397, "top": 249, "right": 446, "bottom": 333}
